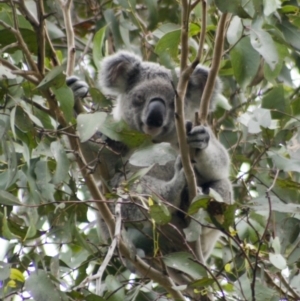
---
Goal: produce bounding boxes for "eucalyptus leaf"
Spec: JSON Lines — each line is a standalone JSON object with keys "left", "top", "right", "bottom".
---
{"left": 37, "top": 65, "right": 66, "bottom": 90}
{"left": 129, "top": 143, "right": 177, "bottom": 167}
{"left": 227, "top": 16, "right": 243, "bottom": 45}
{"left": 93, "top": 26, "right": 107, "bottom": 70}
{"left": 163, "top": 252, "right": 207, "bottom": 279}
{"left": 25, "top": 270, "right": 68, "bottom": 301}
{"left": 50, "top": 141, "right": 70, "bottom": 185}
{"left": 101, "top": 117, "right": 151, "bottom": 148}
{"left": 0, "top": 262, "right": 10, "bottom": 281}
{"left": 53, "top": 85, "right": 74, "bottom": 124}
{"left": 230, "top": 37, "right": 260, "bottom": 88}
{"left": 0, "top": 190, "right": 22, "bottom": 206}
{"left": 250, "top": 27, "right": 278, "bottom": 71}
{"left": 149, "top": 201, "right": 171, "bottom": 225}
{"left": 215, "top": 0, "right": 251, "bottom": 18}
{"left": 155, "top": 29, "right": 181, "bottom": 59}
{"left": 269, "top": 253, "right": 287, "bottom": 270}
{"left": 77, "top": 112, "right": 107, "bottom": 142}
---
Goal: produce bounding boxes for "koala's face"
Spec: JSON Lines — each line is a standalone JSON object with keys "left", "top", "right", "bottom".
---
{"left": 99, "top": 51, "right": 221, "bottom": 144}
{"left": 120, "top": 77, "right": 176, "bottom": 143}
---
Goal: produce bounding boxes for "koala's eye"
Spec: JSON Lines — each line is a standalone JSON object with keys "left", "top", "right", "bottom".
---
{"left": 132, "top": 94, "right": 144, "bottom": 106}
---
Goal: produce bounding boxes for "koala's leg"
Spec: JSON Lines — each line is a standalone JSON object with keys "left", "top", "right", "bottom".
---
{"left": 199, "top": 178, "right": 234, "bottom": 261}
{"left": 140, "top": 156, "right": 186, "bottom": 211}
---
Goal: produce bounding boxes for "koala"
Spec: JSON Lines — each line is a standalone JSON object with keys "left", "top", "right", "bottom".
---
{"left": 67, "top": 51, "right": 233, "bottom": 262}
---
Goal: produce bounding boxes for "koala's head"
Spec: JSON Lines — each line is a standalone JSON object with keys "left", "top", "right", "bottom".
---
{"left": 99, "top": 51, "right": 221, "bottom": 144}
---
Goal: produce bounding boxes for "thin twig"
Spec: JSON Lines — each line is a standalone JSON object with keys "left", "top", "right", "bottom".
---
{"left": 251, "top": 170, "right": 279, "bottom": 301}
{"left": 0, "top": 58, "right": 39, "bottom": 85}
{"left": 36, "top": 0, "right": 46, "bottom": 74}
{"left": 195, "top": 0, "right": 206, "bottom": 64}
{"left": 6, "top": 2, "right": 41, "bottom": 77}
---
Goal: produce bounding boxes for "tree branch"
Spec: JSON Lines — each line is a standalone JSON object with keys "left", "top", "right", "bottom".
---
{"left": 6, "top": 1, "right": 42, "bottom": 78}
{"left": 195, "top": 0, "right": 206, "bottom": 64}
{"left": 58, "top": 0, "right": 76, "bottom": 76}
{"left": 0, "top": 58, "right": 39, "bottom": 85}
{"left": 198, "top": 12, "right": 228, "bottom": 124}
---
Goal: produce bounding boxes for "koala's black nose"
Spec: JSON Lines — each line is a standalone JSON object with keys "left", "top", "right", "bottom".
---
{"left": 146, "top": 98, "right": 166, "bottom": 127}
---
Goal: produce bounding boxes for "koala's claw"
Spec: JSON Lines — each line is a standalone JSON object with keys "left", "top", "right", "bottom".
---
{"left": 66, "top": 76, "right": 89, "bottom": 99}
{"left": 187, "top": 125, "right": 210, "bottom": 150}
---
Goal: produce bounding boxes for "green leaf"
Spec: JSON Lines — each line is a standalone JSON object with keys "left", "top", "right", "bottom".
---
{"left": 14, "top": 106, "right": 34, "bottom": 133}
{"left": 103, "top": 10, "right": 123, "bottom": 49}
{"left": 189, "top": 23, "right": 200, "bottom": 37}
{"left": 89, "top": 88, "right": 112, "bottom": 108}
{"left": 278, "top": 17, "right": 300, "bottom": 51}
{"left": 50, "top": 141, "right": 70, "bottom": 185}
{"left": 127, "top": 165, "right": 153, "bottom": 184}
{"left": 1, "top": 211, "right": 21, "bottom": 240}
{"left": 269, "top": 253, "right": 287, "bottom": 270}
{"left": 149, "top": 199, "right": 171, "bottom": 225}
{"left": 250, "top": 26, "right": 278, "bottom": 71}
{"left": 93, "top": 26, "right": 107, "bottom": 70}
{"left": 104, "top": 275, "right": 125, "bottom": 301}
{"left": 0, "top": 190, "right": 22, "bottom": 206}
{"left": 189, "top": 277, "right": 215, "bottom": 288}
{"left": 101, "top": 117, "right": 151, "bottom": 148}
{"left": 0, "top": 262, "right": 10, "bottom": 281}
{"left": 0, "top": 65, "right": 16, "bottom": 79}
{"left": 268, "top": 153, "right": 300, "bottom": 173}
{"left": 1, "top": 139, "right": 18, "bottom": 189}
{"left": 188, "top": 195, "right": 210, "bottom": 215}
{"left": 263, "top": 0, "right": 281, "bottom": 16}
{"left": 37, "top": 65, "right": 66, "bottom": 90}
{"left": 144, "top": 0, "right": 158, "bottom": 30}
{"left": 230, "top": 37, "right": 260, "bottom": 88}
{"left": 77, "top": 112, "right": 107, "bottom": 142}
{"left": 250, "top": 197, "right": 300, "bottom": 213}
{"left": 184, "top": 208, "right": 206, "bottom": 242}
{"left": 155, "top": 29, "right": 181, "bottom": 60}
{"left": 227, "top": 16, "right": 243, "bottom": 45}
{"left": 129, "top": 143, "right": 177, "bottom": 167}
{"left": 215, "top": 0, "right": 251, "bottom": 18}
{"left": 35, "top": 159, "right": 55, "bottom": 202}
{"left": 264, "top": 42, "right": 288, "bottom": 82}
{"left": 152, "top": 23, "right": 180, "bottom": 39}
{"left": 163, "top": 252, "right": 207, "bottom": 279}
{"left": 10, "top": 268, "right": 25, "bottom": 282}
{"left": 238, "top": 108, "right": 272, "bottom": 134}
{"left": 53, "top": 85, "right": 74, "bottom": 124}
{"left": 25, "top": 270, "right": 68, "bottom": 301}
{"left": 261, "top": 86, "right": 285, "bottom": 119}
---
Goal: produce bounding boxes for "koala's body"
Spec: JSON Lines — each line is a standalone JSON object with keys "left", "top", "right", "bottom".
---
{"left": 67, "top": 51, "right": 233, "bottom": 262}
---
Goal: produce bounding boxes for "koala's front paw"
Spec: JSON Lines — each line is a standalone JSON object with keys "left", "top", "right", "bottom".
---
{"left": 66, "top": 76, "right": 89, "bottom": 99}
{"left": 186, "top": 123, "right": 210, "bottom": 150}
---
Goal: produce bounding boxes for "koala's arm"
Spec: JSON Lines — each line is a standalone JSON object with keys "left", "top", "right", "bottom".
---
{"left": 187, "top": 124, "right": 230, "bottom": 183}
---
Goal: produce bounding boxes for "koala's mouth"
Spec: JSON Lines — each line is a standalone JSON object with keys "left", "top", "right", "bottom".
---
{"left": 142, "top": 124, "right": 163, "bottom": 137}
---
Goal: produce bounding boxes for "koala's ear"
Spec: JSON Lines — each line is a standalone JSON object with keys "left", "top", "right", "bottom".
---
{"left": 186, "top": 66, "right": 223, "bottom": 111}
{"left": 99, "top": 51, "right": 142, "bottom": 95}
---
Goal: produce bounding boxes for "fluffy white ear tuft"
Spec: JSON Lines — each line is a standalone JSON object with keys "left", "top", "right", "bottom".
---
{"left": 185, "top": 65, "right": 223, "bottom": 113}
{"left": 99, "top": 51, "right": 142, "bottom": 95}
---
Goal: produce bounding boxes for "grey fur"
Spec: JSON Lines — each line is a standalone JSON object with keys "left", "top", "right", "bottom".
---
{"left": 67, "top": 51, "right": 233, "bottom": 263}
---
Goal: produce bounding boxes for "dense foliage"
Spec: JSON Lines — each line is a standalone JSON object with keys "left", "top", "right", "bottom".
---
{"left": 0, "top": 0, "right": 300, "bottom": 300}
